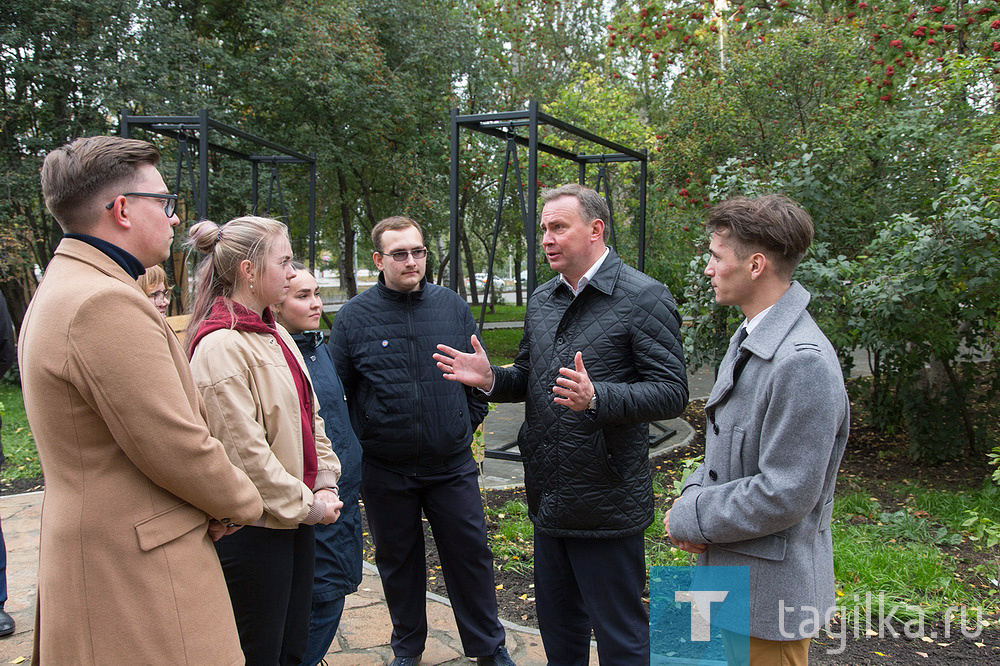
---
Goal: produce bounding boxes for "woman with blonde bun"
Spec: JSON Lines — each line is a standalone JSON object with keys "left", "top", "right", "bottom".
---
{"left": 185, "top": 216, "right": 343, "bottom": 665}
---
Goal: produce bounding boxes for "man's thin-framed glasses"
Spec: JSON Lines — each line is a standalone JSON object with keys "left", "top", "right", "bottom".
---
{"left": 105, "top": 192, "right": 179, "bottom": 218}
{"left": 149, "top": 289, "right": 171, "bottom": 302}
{"left": 380, "top": 247, "right": 428, "bottom": 262}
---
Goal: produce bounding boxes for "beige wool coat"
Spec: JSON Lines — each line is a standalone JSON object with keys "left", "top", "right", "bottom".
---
{"left": 18, "top": 239, "right": 264, "bottom": 665}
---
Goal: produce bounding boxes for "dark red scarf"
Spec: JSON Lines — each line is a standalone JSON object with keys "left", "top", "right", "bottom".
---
{"left": 189, "top": 297, "right": 318, "bottom": 487}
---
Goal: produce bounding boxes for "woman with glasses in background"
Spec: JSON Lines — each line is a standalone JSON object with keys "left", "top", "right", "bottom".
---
{"left": 137, "top": 264, "right": 171, "bottom": 317}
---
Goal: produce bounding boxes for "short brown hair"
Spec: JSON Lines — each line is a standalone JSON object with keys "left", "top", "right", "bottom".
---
{"left": 40, "top": 136, "right": 161, "bottom": 232}
{"left": 706, "top": 195, "right": 814, "bottom": 278}
{"left": 371, "top": 216, "right": 423, "bottom": 253}
{"left": 541, "top": 184, "right": 610, "bottom": 241}
{"left": 137, "top": 264, "right": 170, "bottom": 295}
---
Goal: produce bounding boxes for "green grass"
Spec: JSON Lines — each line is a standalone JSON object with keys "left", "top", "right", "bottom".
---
{"left": 468, "top": 303, "right": 526, "bottom": 323}
{"left": 0, "top": 381, "right": 41, "bottom": 482}
{"left": 824, "top": 481, "right": 1000, "bottom": 620}
{"left": 486, "top": 499, "right": 534, "bottom": 574}
{"left": 482, "top": 328, "right": 523, "bottom": 366}
{"left": 832, "top": 523, "right": 976, "bottom": 619}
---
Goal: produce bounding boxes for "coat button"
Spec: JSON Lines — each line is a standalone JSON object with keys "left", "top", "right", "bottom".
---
{"left": 709, "top": 470, "right": 718, "bottom": 481}
{"left": 713, "top": 423, "right": 720, "bottom": 435}
{"left": 556, "top": 337, "right": 564, "bottom": 345}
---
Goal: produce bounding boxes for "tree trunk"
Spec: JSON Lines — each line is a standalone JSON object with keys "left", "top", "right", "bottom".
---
{"left": 436, "top": 234, "right": 449, "bottom": 285}
{"left": 460, "top": 223, "right": 479, "bottom": 306}
{"left": 336, "top": 168, "right": 358, "bottom": 299}
{"left": 940, "top": 357, "right": 978, "bottom": 457}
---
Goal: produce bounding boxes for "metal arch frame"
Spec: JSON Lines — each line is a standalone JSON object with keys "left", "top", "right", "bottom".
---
{"left": 119, "top": 109, "right": 319, "bottom": 270}
{"left": 449, "top": 100, "right": 648, "bottom": 299}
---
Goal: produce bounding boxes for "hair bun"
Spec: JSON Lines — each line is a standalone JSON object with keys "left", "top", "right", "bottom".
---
{"left": 188, "top": 220, "right": 221, "bottom": 253}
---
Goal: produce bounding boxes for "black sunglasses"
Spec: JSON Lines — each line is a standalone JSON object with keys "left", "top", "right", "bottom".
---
{"left": 105, "top": 192, "right": 179, "bottom": 218}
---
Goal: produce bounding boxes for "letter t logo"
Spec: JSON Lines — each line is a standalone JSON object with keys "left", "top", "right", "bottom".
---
{"left": 675, "top": 591, "right": 729, "bottom": 641}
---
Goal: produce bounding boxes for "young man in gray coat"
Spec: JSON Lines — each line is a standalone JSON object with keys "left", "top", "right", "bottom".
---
{"left": 665, "top": 195, "right": 849, "bottom": 665}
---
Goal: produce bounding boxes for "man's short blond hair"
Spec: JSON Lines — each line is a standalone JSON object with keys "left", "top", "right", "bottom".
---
{"left": 371, "top": 216, "right": 423, "bottom": 253}
{"left": 41, "top": 136, "right": 161, "bottom": 232}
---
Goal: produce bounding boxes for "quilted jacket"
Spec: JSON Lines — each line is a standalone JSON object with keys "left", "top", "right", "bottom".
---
{"left": 490, "top": 249, "right": 688, "bottom": 537}
{"left": 330, "top": 275, "right": 489, "bottom": 475}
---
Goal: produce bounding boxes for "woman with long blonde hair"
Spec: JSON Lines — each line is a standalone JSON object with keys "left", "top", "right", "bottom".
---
{"left": 185, "top": 216, "right": 342, "bottom": 665}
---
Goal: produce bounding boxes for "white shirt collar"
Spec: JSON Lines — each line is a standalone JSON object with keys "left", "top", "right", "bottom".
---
{"left": 744, "top": 303, "right": 774, "bottom": 335}
{"left": 560, "top": 247, "right": 610, "bottom": 297}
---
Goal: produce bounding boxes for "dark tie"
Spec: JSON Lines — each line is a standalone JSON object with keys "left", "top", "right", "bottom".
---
{"left": 732, "top": 326, "right": 751, "bottom": 386}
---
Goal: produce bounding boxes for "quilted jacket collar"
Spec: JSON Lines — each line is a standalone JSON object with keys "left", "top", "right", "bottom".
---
{"left": 375, "top": 272, "right": 426, "bottom": 302}
{"left": 560, "top": 246, "right": 620, "bottom": 297}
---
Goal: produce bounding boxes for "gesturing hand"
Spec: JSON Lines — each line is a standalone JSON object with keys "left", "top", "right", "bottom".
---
{"left": 552, "top": 351, "right": 595, "bottom": 412}
{"left": 434, "top": 335, "right": 494, "bottom": 392}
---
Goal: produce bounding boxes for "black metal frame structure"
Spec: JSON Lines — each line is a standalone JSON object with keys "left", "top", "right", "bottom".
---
{"left": 119, "top": 109, "right": 319, "bottom": 269}
{"left": 449, "top": 101, "right": 648, "bottom": 309}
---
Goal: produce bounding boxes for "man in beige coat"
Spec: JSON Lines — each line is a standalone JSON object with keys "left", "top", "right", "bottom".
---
{"left": 18, "top": 136, "right": 264, "bottom": 664}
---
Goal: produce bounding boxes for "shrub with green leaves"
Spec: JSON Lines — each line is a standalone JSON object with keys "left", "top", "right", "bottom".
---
{"left": 850, "top": 176, "right": 1000, "bottom": 460}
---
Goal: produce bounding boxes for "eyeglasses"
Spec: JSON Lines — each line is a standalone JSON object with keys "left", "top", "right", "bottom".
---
{"left": 380, "top": 247, "right": 428, "bottom": 262}
{"left": 105, "top": 192, "right": 179, "bottom": 218}
{"left": 149, "top": 289, "right": 171, "bottom": 302}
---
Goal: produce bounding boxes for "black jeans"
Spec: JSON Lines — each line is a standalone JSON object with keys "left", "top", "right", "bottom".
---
{"left": 215, "top": 524, "right": 315, "bottom": 665}
{"left": 361, "top": 457, "right": 505, "bottom": 658}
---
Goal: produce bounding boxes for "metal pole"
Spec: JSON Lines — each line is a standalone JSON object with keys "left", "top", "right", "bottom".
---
{"left": 480, "top": 139, "right": 513, "bottom": 331}
{"left": 197, "top": 109, "right": 209, "bottom": 220}
{"left": 251, "top": 162, "right": 259, "bottom": 215}
{"left": 579, "top": 161, "right": 586, "bottom": 185}
{"left": 527, "top": 101, "right": 539, "bottom": 296}
{"left": 120, "top": 109, "right": 131, "bottom": 138}
{"left": 309, "top": 157, "right": 317, "bottom": 273}
{"left": 639, "top": 150, "right": 648, "bottom": 273}
{"left": 449, "top": 108, "right": 460, "bottom": 292}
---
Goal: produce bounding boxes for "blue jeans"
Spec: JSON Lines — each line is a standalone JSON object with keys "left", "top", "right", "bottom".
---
{"left": 300, "top": 595, "right": 347, "bottom": 666}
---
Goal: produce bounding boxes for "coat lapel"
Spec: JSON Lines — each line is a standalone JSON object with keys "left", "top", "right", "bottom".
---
{"left": 705, "top": 282, "right": 812, "bottom": 410}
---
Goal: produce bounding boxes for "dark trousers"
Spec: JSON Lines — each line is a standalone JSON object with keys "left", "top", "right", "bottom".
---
{"left": 301, "top": 595, "right": 347, "bottom": 666}
{"left": 534, "top": 530, "right": 649, "bottom": 665}
{"left": 215, "top": 524, "right": 316, "bottom": 666}
{"left": 362, "top": 458, "right": 505, "bottom": 658}
{"left": 0, "top": 517, "right": 6, "bottom": 606}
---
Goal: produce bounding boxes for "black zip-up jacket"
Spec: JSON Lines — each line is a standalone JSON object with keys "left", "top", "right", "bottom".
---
{"left": 330, "top": 275, "right": 488, "bottom": 475}
{"left": 490, "top": 249, "right": 688, "bottom": 537}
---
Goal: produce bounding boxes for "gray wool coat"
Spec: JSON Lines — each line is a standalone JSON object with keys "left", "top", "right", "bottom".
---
{"left": 669, "top": 281, "right": 850, "bottom": 641}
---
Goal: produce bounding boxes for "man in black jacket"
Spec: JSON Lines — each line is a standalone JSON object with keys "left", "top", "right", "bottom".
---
{"left": 330, "top": 216, "right": 512, "bottom": 666}
{"left": 436, "top": 184, "right": 689, "bottom": 665}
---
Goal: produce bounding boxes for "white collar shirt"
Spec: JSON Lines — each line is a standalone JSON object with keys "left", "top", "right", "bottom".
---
{"left": 559, "top": 247, "right": 610, "bottom": 297}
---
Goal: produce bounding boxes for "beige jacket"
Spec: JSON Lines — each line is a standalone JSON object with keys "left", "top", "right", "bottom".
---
{"left": 190, "top": 323, "right": 341, "bottom": 529}
{"left": 18, "top": 239, "right": 263, "bottom": 665}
